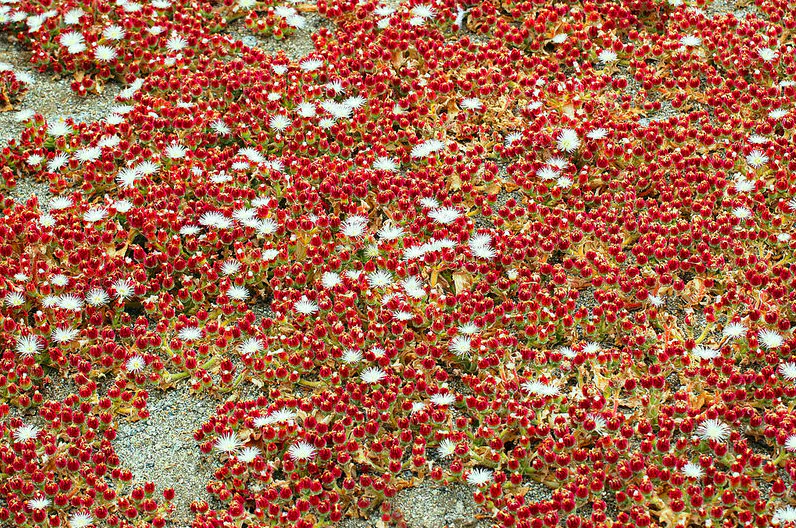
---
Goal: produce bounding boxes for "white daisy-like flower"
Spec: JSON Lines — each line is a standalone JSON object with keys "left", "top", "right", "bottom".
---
{"left": 411, "top": 138, "right": 446, "bottom": 158}
{"left": 165, "top": 34, "right": 188, "bottom": 52}
{"left": 504, "top": 131, "right": 523, "bottom": 146}
{"left": 373, "top": 156, "right": 399, "bottom": 172}
{"left": 13, "top": 424, "right": 40, "bottom": 443}
{"left": 56, "top": 295, "right": 84, "bottom": 311}
{"left": 587, "top": 128, "right": 608, "bottom": 140}
{"left": 38, "top": 214, "right": 56, "bottom": 228}
{"left": 26, "top": 154, "right": 44, "bottom": 166}
{"left": 42, "top": 296, "right": 60, "bottom": 308}
{"left": 466, "top": 468, "right": 493, "bottom": 486}
{"left": 272, "top": 64, "right": 288, "bottom": 75}
{"left": 50, "top": 274, "right": 69, "bottom": 287}
{"left": 759, "top": 329, "right": 784, "bottom": 349}
{"left": 343, "top": 96, "right": 367, "bottom": 110}
{"left": 214, "top": 432, "right": 244, "bottom": 454}
{"left": 780, "top": 362, "right": 796, "bottom": 381}
{"left": 430, "top": 393, "right": 456, "bottom": 406}
{"left": 103, "top": 25, "right": 125, "bottom": 40}
{"left": 587, "top": 414, "right": 608, "bottom": 435}
{"left": 402, "top": 277, "right": 426, "bottom": 299}
{"left": 679, "top": 35, "right": 702, "bottom": 47}
{"left": 47, "top": 120, "right": 73, "bottom": 137}
{"left": 63, "top": 8, "right": 85, "bottom": 24}
{"left": 648, "top": 294, "right": 664, "bottom": 307}
{"left": 5, "top": 291, "right": 25, "bottom": 307}
{"left": 360, "top": 367, "right": 387, "bottom": 384}
{"left": 392, "top": 310, "right": 414, "bottom": 321}
{"left": 294, "top": 296, "right": 319, "bottom": 315}
{"left": 695, "top": 418, "right": 731, "bottom": 442}
{"left": 691, "top": 345, "right": 719, "bottom": 360}
{"left": 59, "top": 31, "right": 86, "bottom": 54}
{"left": 199, "top": 212, "right": 232, "bottom": 229}
{"left": 449, "top": 335, "right": 472, "bottom": 357}
{"left": 16, "top": 335, "right": 43, "bottom": 357}
{"left": 749, "top": 134, "right": 769, "bottom": 145}
{"left": 237, "top": 446, "right": 261, "bottom": 463}
{"left": 227, "top": 285, "right": 250, "bottom": 301}
{"left": 583, "top": 342, "right": 601, "bottom": 354}
{"left": 377, "top": 223, "right": 404, "bottom": 241}
{"left": 164, "top": 143, "right": 187, "bottom": 159}
{"left": 262, "top": 249, "right": 279, "bottom": 261}
{"left": 210, "top": 120, "right": 231, "bottom": 135}
{"left": 522, "top": 380, "right": 561, "bottom": 397}
{"left": 458, "top": 323, "right": 480, "bottom": 335}
{"left": 74, "top": 146, "right": 101, "bottom": 163}
{"left": 773, "top": 505, "right": 796, "bottom": 524}
{"left": 778, "top": 233, "right": 792, "bottom": 242}
{"left": 682, "top": 462, "right": 704, "bottom": 479}
{"left": 51, "top": 327, "right": 79, "bottom": 344}
{"left": 178, "top": 326, "right": 203, "bottom": 342}
{"left": 437, "top": 438, "right": 456, "bottom": 458}
{"left": 341, "top": 349, "right": 363, "bottom": 364}
{"left": 257, "top": 408, "right": 297, "bottom": 426}
{"left": 296, "top": 102, "right": 316, "bottom": 118}
{"left": 28, "top": 496, "right": 51, "bottom": 509}
{"left": 537, "top": 166, "right": 560, "bottom": 180}
{"left": 758, "top": 47, "right": 778, "bottom": 62}
{"left": 428, "top": 206, "right": 462, "bottom": 224}
{"left": 94, "top": 45, "right": 117, "bottom": 62}
{"left": 220, "top": 260, "right": 240, "bottom": 276}
{"left": 785, "top": 435, "right": 796, "bottom": 452}
{"left": 558, "top": 346, "right": 577, "bottom": 359}
{"left": 288, "top": 441, "right": 317, "bottom": 460}
{"left": 14, "top": 109, "right": 35, "bottom": 122}
{"left": 769, "top": 109, "right": 788, "bottom": 119}
{"left": 367, "top": 270, "right": 393, "bottom": 288}
{"left": 125, "top": 355, "right": 146, "bottom": 373}
{"left": 299, "top": 58, "right": 324, "bottom": 72}
{"left": 551, "top": 33, "right": 568, "bottom": 44}
{"left": 460, "top": 97, "right": 483, "bottom": 111}
{"left": 321, "top": 272, "right": 342, "bottom": 289}
{"left": 734, "top": 178, "right": 754, "bottom": 193}
{"left": 746, "top": 150, "right": 769, "bottom": 168}
{"left": 557, "top": 128, "right": 581, "bottom": 153}
{"left": 112, "top": 278, "right": 135, "bottom": 300}
{"left": 269, "top": 114, "right": 292, "bottom": 132}
{"left": 85, "top": 288, "right": 109, "bottom": 307}
{"left": 420, "top": 197, "right": 441, "bottom": 209}
{"left": 68, "top": 511, "right": 93, "bottom": 528}
{"left": 341, "top": 215, "right": 369, "bottom": 237}
{"left": 722, "top": 322, "right": 747, "bottom": 339}
{"left": 411, "top": 4, "right": 436, "bottom": 18}
{"left": 238, "top": 337, "right": 264, "bottom": 356}
{"left": 732, "top": 206, "right": 751, "bottom": 219}
{"left": 45, "top": 155, "right": 68, "bottom": 174}
{"left": 597, "top": 50, "right": 618, "bottom": 63}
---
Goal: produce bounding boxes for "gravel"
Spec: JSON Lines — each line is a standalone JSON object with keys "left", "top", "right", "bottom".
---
{"left": 114, "top": 385, "right": 218, "bottom": 526}
{"left": 224, "top": 13, "right": 334, "bottom": 61}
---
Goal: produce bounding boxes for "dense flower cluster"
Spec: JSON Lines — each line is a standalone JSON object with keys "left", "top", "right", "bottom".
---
{"left": 3, "top": 0, "right": 796, "bottom": 526}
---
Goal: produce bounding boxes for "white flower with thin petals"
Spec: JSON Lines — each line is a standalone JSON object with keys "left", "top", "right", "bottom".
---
{"left": 785, "top": 435, "right": 796, "bottom": 452}
{"left": 199, "top": 212, "right": 232, "bottom": 229}
{"left": 57, "top": 295, "right": 84, "bottom": 311}
{"left": 75, "top": 146, "right": 101, "bottom": 163}
{"left": 13, "top": 424, "right": 40, "bottom": 443}
{"left": 165, "top": 34, "right": 188, "bottom": 52}
{"left": 341, "top": 349, "right": 363, "bottom": 364}
{"left": 746, "top": 150, "right": 769, "bottom": 168}
{"left": 296, "top": 102, "right": 316, "bottom": 118}
{"left": 68, "top": 512, "right": 93, "bottom": 528}
{"left": 255, "top": 217, "right": 278, "bottom": 234}
{"left": 51, "top": 327, "right": 79, "bottom": 344}
{"left": 758, "top": 47, "right": 778, "bottom": 62}
{"left": 722, "top": 322, "right": 746, "bottom": 339}
{"left": 504, "top": 131, "right": 523, "bottom": 146}
{"left": 165, "top": 143, "right": 187, "bottom": 159}
{"left": 48, "top": 120, "right": 73, "bottom": 137}
{"left": 237, "top": 446, "right": 261, "bottom": 463}
{"left": 321, "top": 272, "right": 341, "bottom": 289}
{"left": 682, "top": 462, "right": 704, "bottom": 479}
{"left": 94, "top": 45, "right": 117, "bottom": 62}
{"left": 341, "top": 215, "right": 368, "bottom": 237}
{"left": 557, "top": 128, "right": 581, "bottom": 153}
{"left": 402, "top": 277, "right": 426, "bottom": 299}
{"left": 59, "top": 31, "right": 86, "bottom": 54}
{"left": 215, "top": 432, "right": 244, "bottom": 454}
{"left": 211, "top": 120, "right": 230, "bottom": 135}
{"left": 238, "top": 337, "right": 264, "bottom": 356}
{"left": 679, "top": 35, "right": 702, "bottom": 47}
{"left": 691, "top": 345, "right": 719, "bottom": 360}
{"left": 373, "top": 157, "right": 399, "bottom": 172}
{"left": 587, "top": 128, "right": 608, "bottom": 140}
{"left": 460, "top": 97, "right": 483, "bottom": 111}
{"left": 377, "top": 223, "right": 404, "bottom": 241}
{"left": 112, "top": 279, "right": 134, "bottom": 300}
{"left": 449, "top": 335, "right": 472, "bottom": 357}
{"left": 411, "top": 139, "right": 445, "bottom": 158}
{"left": 288, "top": 441, "right": 317, "bottom": 460}
{"left": 125, "top": 355, "right": 146, "bottom": 373}
{"left": 227, "top": 285, "right": 250, "bottom": 301}
{"left": 103, "top": 25, "right": 125, "bottom": 40}
{"left": 522, "top": 380, "right": 561, "bottom": 397}
{"left": 537, "top": 167, "right": 560, "bottom": 180}
{"left": 695, "top": 418, "right": 731, "bottom": 442}
{"left": 466, "top": 468, "right": 493, "bottom": 486}
{"left": 597, "top": 50, "right": 618, "bottom": 63}
{"left": 5, "top": 292, "right": 25, "bottom": 307}
{"left": 551, "top": 33, "right": 568, "bottom": 44}
{"left": 294, "top": 296, "right": 318, "bottom": 315}
{"left": 780, "top": 362, "right": 796, "bottom": 381}
{"left": 759, "top": 329, "right": 784, "bottom": 349}
{"left": 770, "top": 109, "right": 788, "bottom": 119}
{"left": 299, "top": 58, "right": 323, "bottom": 72}
{"left": 430, "top": 393, "right": 456, "bottom": 406}
{"left": 269, "top": 114, "right": 292, "bottom": 132}
{"left": 437, "top": 439, "right": 456, "bottom": 458}
{"left": 360, "top": 367, "right": 387, "bottom": 384}
{"left": 16, "top": 335, "right": 43, "bottom": 357}
{"left": 773, "top": 505, "right": 796, "bottom": 524}
{"left": 367, "top": 270, "right": 393, "bottom": 288}
{"left": 28, "top": 496, "right": 51, "bottom": 509}
{"left": 411, "top": 4, "right": 436, "bottom": 18}
{"left": 178, "top": 326, "right": 203, "bottom": 342}
{"left": 428, "top": 207, "right": 461, "bottom": 224}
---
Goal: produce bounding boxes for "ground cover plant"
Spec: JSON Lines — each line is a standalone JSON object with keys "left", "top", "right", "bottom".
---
{"left": 1, "top": 0, "right": 796, "bottom": 526}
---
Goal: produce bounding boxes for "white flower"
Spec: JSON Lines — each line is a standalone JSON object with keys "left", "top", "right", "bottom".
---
{"left": 377, "top": 223, "right": 404, "bottom": 241}
{"left": 103, "top": 25, "right": 125, "bottom": 40}
{"left": 504, "top": 131, "right": 523, "bottom": 146}
{"left": 294, "top": 296, "right": 319, "bottom": 315}
{"left": 780, "top": 362, "right": 796, "bottom": 381}
{"left": 94, "top": 45, "right": 117, "bottom": 62}
{"left": 48, "top": 120, "right": 73, "bottom": 137}
{"left": 28, "top": 496, "right": 51, "bottom": 509}
{"left": 112, "top": 279, "right": 135, "bottom": 300}
{"left": 59, "top": 31, "right": 86, "bottom": 54}
{"left": 16, "top": 335, "right": 43, "bottom": 357}
{"left": 50, "top": 274, "right": 69, "bottom": 287}
{"left": 587, "top": 128, "right": 608, "bottom": 140}
{"left": 551, "top": 33, "right": 568, "bottom": 44}
{"left": 411, "top": 138, "right": 445, "bottom": 158}
{"left": 537, "top": 167, "right": 560, "bottom": 180}
{"left": 430, "top": 393, "right": 456, "bottom": 406}
{"left": 785, "top": 435, "right": 796, "bottom": 452}
{"left": 262, "top": 249, "right": 279, "bottom": 261}
{"left": 449, "top": 335, "right": 472, "bottom": 357}
{"left": 587, "top": 414, "right": 607, "bottom": 435}
{"left": 13, "top": 109, "right": 34, "bottom": 122}
{"left": 437, "top": 439, "right": 456, "bottom": 458}
{"left": 5, "top": 291, "right": 25, "bottom": 307}
{"left": 256, "top": 408, "right": 297, "bottom": 426}
{"left": 460, "top": 97, "right": 483, "bottom": 111}
{"left": 597, "top": 50, "right": 618, "bottom": 63}
{"left": 296, "top": 102, "right": 316, "bottom": 118}
{"left": 288, "top": 441, "right": 317, "bottom": 460}
{"left": 237, "top": 446, "right": 261, "bottom": 463}
{"left": 211, "top": 120, "right": 231, "bottom": 135}
{"left": 360, "top": 367, "right": 387, "bottom": 384}
{"left": 466, "top": 468, "right": 493, "bottom": 486}
{"left": 341, "top": 349, "right": 363, "bottom": 364}
{"left": 165, "top": 34, "right": 188, "bottom": 52}
{"left": 227, "top": 285, "right": 250, "bottom": 301}
{"left": 68, "top": 512, "right": 93, "bottom": 528}
{"left": 373, "top": 157, "right": 399, "bottom": 172}
{"left": 428, "top": 206, "right": 461, "bottom": 224}
{"left": 269, "top": 114, "right": 292, "bottom": 132}
{"left": 57, "top": 295, "right": 84, "bottom": 311}
{"left": 74, "top": 146, "right": 101, "bottom": 163}
{"left": 13, "top": 424, "right": 40, "bottom": 443}
{"left": 746, "top": 150, "right": 769, "bottom": 168}
{"left": 758, "top": 47, "right": 778, "bottom": 62}
{"left": 682, "top": 462, "right": 704, "bottom": 479}
{"left": 773, "top": 506, "right": 796, "bottom": 524}
{"left": 38, "top": 214, "right": 56, "bottom": 228}
{"left": 522, "top": 380, "right": 560, "bottom": 397}
{"left": 679, "top": 35, "right": 702, "bottom": 47}
{"left": 321, "top": 272, "right": 342, "bottom": 289}
{"left": 648, "top": 294, "right": 664, "bottom": 307}
{"left": 778, "top": 233, "right": 792, "bottom": 243}
{"left": 299, "top": 58, "right": 324, "bottom": 72}
{"left": 63, "top": 8, "right": 85, "bottom": 24}
{"left": 695, "top": 418, "right": 731, "bottom": 442}
{"left": 178, "top": 326, "right": 203, "bottom": 342}
{"left": 367, "top": 270, "right": 393, "bottom": 288}
{"left": 759, "top": 329, "right": 784, "bottom": 349}
{"left": 125, "top": 355, "right": 146, "bottom": 373}
{"left": 559, "top": 346, "right": 577, "bottom": 359}
{"left": 691, "top": 345, "right": 720, "bottom": 360}
{"left": 420, "top": 197, "right": 440, "bottom": 209}
{"left": 770, "top": 109, "right": 788, "bottom": 119}
{"left": 557, "top": 128, "right": 581, "bottom": 153}
{"left": 341, "top": 215, "right": 368, "bottom": 237}
{"left": 734, "top": 178, "right": 754, "bottom": 193}
{"left": 165, "top": 143, "right": 187, "bottom": 159}
{"left": 411, "top": 4, "right": 436, "bottom": 18}
{"left": 214, "top": 432, "right": 244, "bottom": 454}
{"left": 199, "top": 212, "right": 232, "bottom": 229}
{"left": 583, "top": 342, "right": 601, "bottom": 354}
{"left": 51, "top": 327, "right": 79, "bottom": 344}
{"left": 402, "top": 277, "right": 426, "bottom": 299}
{"left": 722, "top": 322, "right": 747, "bottom": 339}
